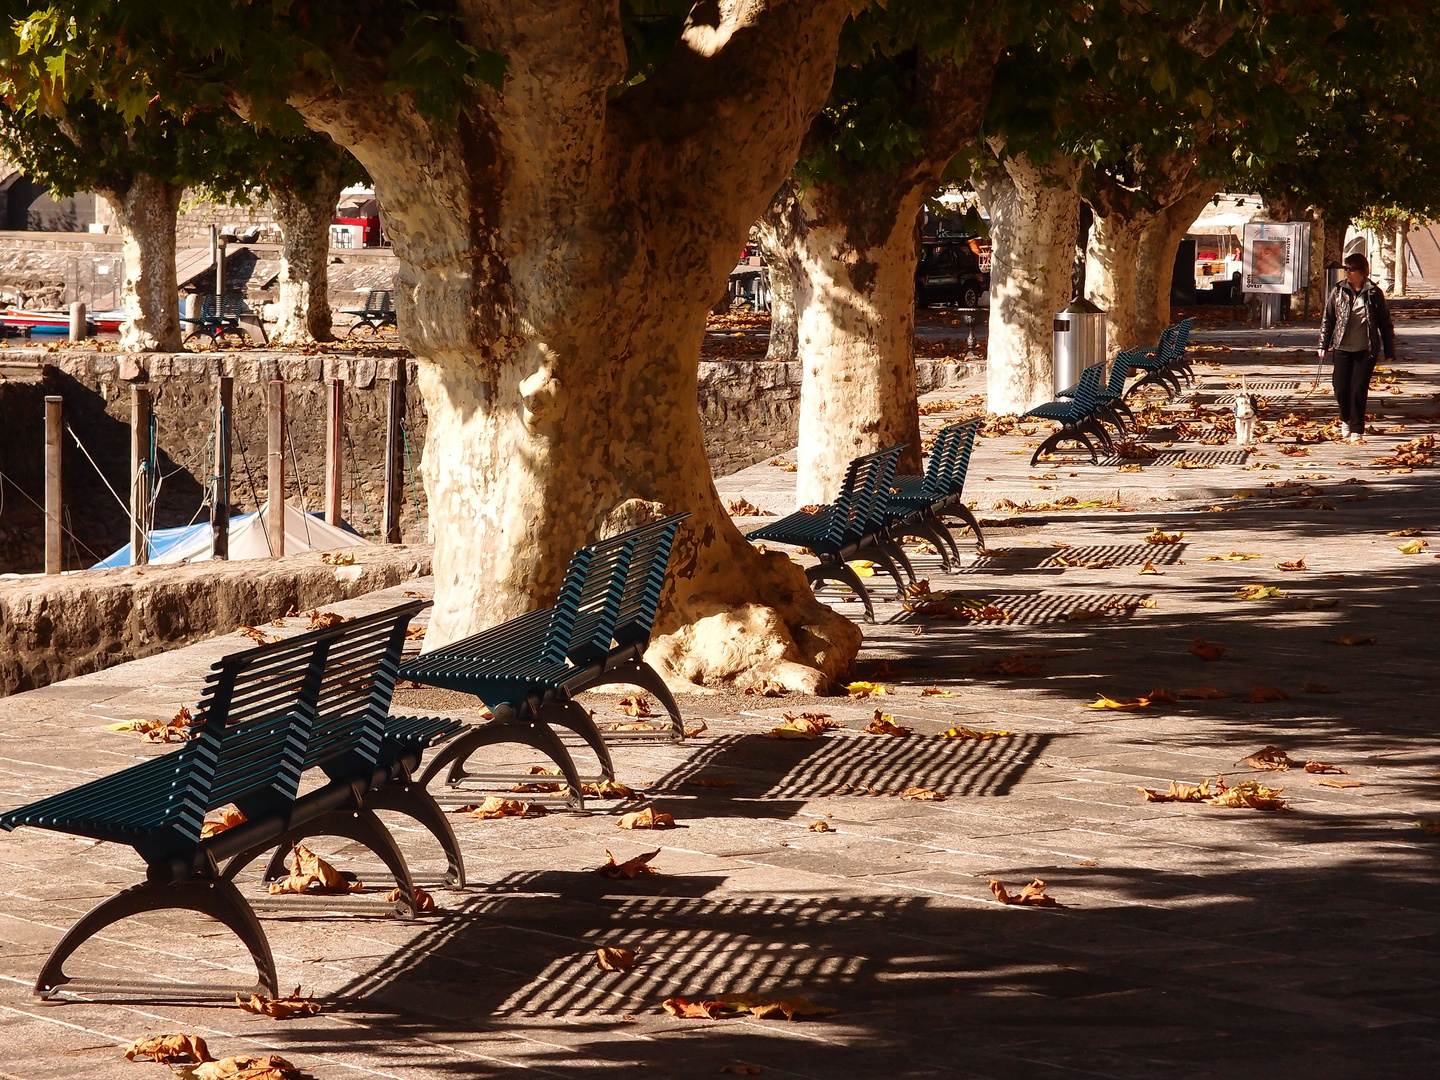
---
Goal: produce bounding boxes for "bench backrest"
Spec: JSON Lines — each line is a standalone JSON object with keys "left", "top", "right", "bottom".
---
{"left": 544, "top": 538, "right": 635, "bottom": 667}
{"left": 1105, "top": 351, "right": 1138, "bottom": 397}
{"left": 921, "top": 420, "right": 980, "bottom": 499}
{"left": 1073, "top": 363, "right": 1104, "bottom": 411}
{"left": 838, "top": 444, "right": 905, "bottom": 541}
{"left": 608, "top": 514, "right": 687, "bottom": 649}
{"left": 367, "top": 290, "right": 394, "bottom": 314}
{"left": 302, "top": 600, "right": 429, "bottom": 779}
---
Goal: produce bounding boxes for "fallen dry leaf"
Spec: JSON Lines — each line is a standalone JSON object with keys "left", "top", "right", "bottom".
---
{"left": 457, "top": 796, "right": 543, "bottom": 820}
{"left": 1387, "top": 527, "right": 1424, "bottom": 536}
{"left": 1303, "top": 760, "right": 1346, "bottom": 774}
{"left": 1085, "top": 694, "right": 1151, "bottom": 711}
{"left": 846, "top": 681, "right": 889, "bottom": 699}
{"left": 384, "top": 886, "right": 436, "bottom": 913}
{"left": 1397, "top": 538, "right": 1429, "bottom": 555}
{"left": 684, "top": 720, "right": 709, "bottom": 738}
{"left": 661, "top": 994, "right": 835, "bottom": 1021}
{"left": 617, "top": 695, "right": 655, "bottom": 717}
{"left": 189, "top": 1053, "right": 309, "bottom": 1079}
{"left": 1191, "top": 638, "right": 1226, "bottom": 661}
{"left": 1312, "top": 778, "right": 1363, "bottom": 789}
{"left": 1241, "top": 746, "right": 1296, "bottom": 771}
{"left": 320, "top": 551, "right": 356, "bottom": 566}
{"left": 1234, "top": 584, "right": 1289, "bottom": 600}
{"left": 972, "top": 655, "right": 1042, "bottom": 676}
{"left": 1144, "top": 527, "right": 1184, "bottom": 545}
{"left": 900, "top": 787, "right": 946, "bottom": 801}
{"left": 107, "top": 705, "right": 197, "bottom": 743}
{"left": 617, "top": 806, "right": 677, "bottom": 829}
{"left": 725, "top": 497, "right": 771, "bottom": 517}
{"left": 1140, "top": 776, "right": 1287, "bottom": 810}
{"left": 989, "top": 878, "right": 1058, "bottom": 907}
{"left": 267, "top": 844, "right": 363, "bottom": 895}
{"left": 1276, "top": 558, "right": 1308, "bottom": 572}
{"left": 1239, "top": 686, "right": 1291, "bottom": 703}
{"left": 584, "top": 779, "right": 640, "bottom": 800}
{"left": 125, "top": 1034, "right": 212, "bottom": 1063}
{"left": 304, "top": 609, "right": 348, "bottom": 630}
{"left": 940, "top": 725, "right": 1011, "bottom": 740}
{"left": 720, "top": 1066, "right": 763, "bottom": 1075}
{"left": 807, "top": 820, "right": 833, "bottom": 832}
{"left": 767, "top": 714, "right": 840, "bottom": 739}
{"left": 237, "top": 625, "right": 281, "bottom": 645}
{"left": 865, "top": 711, "right": 912, "bottom": 737}
{"left": 1204, "top": 552, "right": 1262, "bottom": 561}
{"left": 200, "top": 807, "right": 247, "bottom": 839}
{"left": 1329, "top": 635, "right": 1376, "bottom": 646}
{"left": 596, "top": 947, "right": 637, "bottom": 972}
{"left": 597, "top": 849, "right": 661, "bottom": 879}
{"left": 404, "top": 624, "right": 427, "bottom": 641}
{"left": 1178, "top": 686, "right": 1229, "bottom": 700}
{"left": 921, "top": 686, "right": 957, "bottom": 697}
{"left": 235, "top": 986, "right": 323, "bottom": 1019}
{"left": 744, "top": 680, "right": 789, "bottom": 697}
{"left": 1138, "top": 561, "right": 1163, "bottom": 575}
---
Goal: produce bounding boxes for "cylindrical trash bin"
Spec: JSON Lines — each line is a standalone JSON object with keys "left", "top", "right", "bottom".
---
{"left": 1052, "top": 297, "right": 1106, "bottom": 394}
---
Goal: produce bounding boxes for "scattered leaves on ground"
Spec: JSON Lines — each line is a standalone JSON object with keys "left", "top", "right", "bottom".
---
{"left": 940, "top": 724, "right": 1011, "bottom": 740}
{"left": 1235, "top": 584, "right": 1288, "bottom": 600}
{"left": 1191, "top": 638, "right": 1226, "bottom": 661}
{"left": 404, "top": 624, "right": 427, "bottom": 640}
{"left": 596, "top": 947, "right": 637, "bottom": 972}
{"left": 618, "top": 806, "right": 677, "bottom": 829}
{"left": 1140, "top": 777, "right": 1287, "bottom": 809}
{"left": 107, "top": 706, "right": 196, "bottom": 742}
{"left": 989, "top": 879, "right": 1058, "bottom": 906}
{"left": 1303, "top": 760, "right": 1346, "bottom": 774}
{"left": 725, "top": 497, "right": 771, "bottom": 516}
{"left": 684, "top": 720, "right": 709, "bottom": 738}
{"left": 921, "top": 686, "right": 957, "bottom": 697}
{"left": 597, "top": 849, "right": 661, "bottom": 879}
{"left": 972, "top": 655, "right": 1042, "bottom": 676}
{"left": 1312, "top": 777, "right": 1363, "bottom": 789}
{"left": 267, "top": 844, "right": 363, "bottom": 895}
{"left": 1205, "top": 552, "right": 1262, "bottom": 561}
{"left": 617, "top": 695, "right": 654, "bottom": 717}
{"left": 304, "top": 609, "right": 348, "bottom": 630}
{"left": 200, "top": 807, "right": 247, "bottom": 839}
{"left": 1240, "top": 686, "right": 1291, "bottom": 703}
{"left": 457, "top": 796, "right": 544, "bottom": 819}
{"left": 846, "top": 681, "right": 889, "bottom": 699}
{"left": 662, "top": 995, "right": 835, "bottom": 1021}
{"left": 237, "top": 625, "right": 282, "bottom": 645}
{"left": 1138, "top": 561, "right": 1163, "bottom": 575}
{"left": 1241, "top": 746, "right": 1296, "bottom": 770}
{"left": 808, "top": 820, "right": 833, "bottom": 832}
{"left": 1145, "top": 527, "right": 1184, "bottom": 545}
{"left": 865, "top": 711, "right": 912, "bottom": 736}
{"left": 189, "top": 1053, "right": 310, "bottom": 1079}
{"left": 320, "top": 551, "right": 356, "bottom": 566}
{"left": 1086, "top": 694, "right": 1152, "bottom": 710}
{"left": 235, "top": 986, "right": 323, "bottom": 1019}
{"left": 766, "top": 714, "right": 839, "bottom": 739}
{"left": 125, "top": 1034, "right": 212, "bottom": 1063}
{"left": 900, "top": 787, "right": 946, "bottom": 801}
{"left": 384, "top": 886, "right": 436, "bottom": 912}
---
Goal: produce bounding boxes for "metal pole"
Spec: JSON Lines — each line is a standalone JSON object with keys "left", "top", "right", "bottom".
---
{"left": 383, "top": 364, "right": 405, "bottom": 544}
{"left": 213, "top": 376, "right": 232, "bottom": 559}
{"left": 267, "top": 379, "right": 285, "bottom": 557}
{"left": 44, "top": 396, "right": 62, "bottom": 575}
{"left": 325, "top": 377, "right": 343, "bottom": 525}
{"left": 68, "top": 301, "right": 86, "bottom": 343}
{"left": 210, "top": 225, "right": 220, "bottom": 301}
{"left": 130, "top": 385, "right": 152, "bottom": 566}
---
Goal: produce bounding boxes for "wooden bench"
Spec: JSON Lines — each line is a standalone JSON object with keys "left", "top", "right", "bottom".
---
{"left": 0, "top": 599, "right": 454, "bottom": 999}
{"left": 401, "top": 516, "right": 688, "bottom": 807}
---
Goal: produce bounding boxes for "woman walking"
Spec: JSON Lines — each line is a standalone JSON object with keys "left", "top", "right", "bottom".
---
{"left": 1318, "top": 252, "right": 1395, "bottom": 443}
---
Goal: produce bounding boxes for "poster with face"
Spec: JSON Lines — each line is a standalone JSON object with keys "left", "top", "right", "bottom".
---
{"left": 1242, "top": 223, "right": 1307, "bottom": 293}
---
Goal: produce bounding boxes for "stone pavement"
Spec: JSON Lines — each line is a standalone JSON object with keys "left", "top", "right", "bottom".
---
{"left": 2, "top": 308, "right": 1440, "bottom": 1078}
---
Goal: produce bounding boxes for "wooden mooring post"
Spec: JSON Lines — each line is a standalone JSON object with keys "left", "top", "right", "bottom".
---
{"left": 267, "top": 379, "right": 285, "bottom": 557}
{"left": 44, "top": 396, "right": 62, "bottom": 575}
{"left": 212, "top": 376, "right": 232, "bottom": 559}
{"left": 130, "top": 385, "right": 152, "bottom": 566}
{"left": 383, "top": 364, "right": 405, "bottom": 544}
{"left": 325, "top": 377, "right": 343, "bottom": 525}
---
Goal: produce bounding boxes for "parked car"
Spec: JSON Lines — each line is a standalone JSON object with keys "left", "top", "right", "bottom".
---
{"left": 916, "top": 235, "right": 991, "bottom": 309}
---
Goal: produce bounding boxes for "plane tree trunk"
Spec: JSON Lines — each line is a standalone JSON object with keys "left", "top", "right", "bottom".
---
{"left": 973, "top": 146, "right": 1082, "bottom": 414}
{"left": 289, "top": 1, "right": 858, "bottom": 693}
{"left": 756, "top": 180, "right": 802, "bottom": 363}
{"left": 772, "top": 41, "right": 1003, "bottom": 504}
{"left": 1134, "top": 177, "right": 1218, "bottom": 347}
{"left": 97, "top": 174, "right": 183, "bottom": 352}
{"left": 270, "top": 150, "right": 348, "bottom": 345}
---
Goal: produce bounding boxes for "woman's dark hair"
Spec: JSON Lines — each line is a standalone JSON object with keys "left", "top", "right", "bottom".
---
{"left": 1344, "top": 252, "right": 1369, "bottom": 273}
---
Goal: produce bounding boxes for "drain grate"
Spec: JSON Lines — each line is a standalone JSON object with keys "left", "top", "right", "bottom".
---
{"left": 1103, "top": 448, "right": 1249, "bottom": 467}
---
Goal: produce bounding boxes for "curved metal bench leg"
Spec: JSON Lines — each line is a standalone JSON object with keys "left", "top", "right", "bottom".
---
{"left": 907, "top": 518, "right": 952, "bottom": 573}
{"left": 592, "top": 657, "right": 684, "bottom": 741}
{"left": 420, "top": 717, "right": 586, "bottom": 807}
{"left": 807, "top": 562, "right": 874, "bottom": 622}
{"left": 1030, "top": 430, "right": 1065, "bottom": 468}
{"left": 881, "top": 537, "right": 917, "bottom": 584}
{"left": 867, "top": 545, "right": 908, "bottom": 596}
{"left": 951, "top": 504, "right": 986, "bottom": 551}
{"left": 361, "top": 774, "right": 466, "bottom": 888}
{"left": 539, "top": 700, "right": 616, "bottom": 782}
{"left": 35, "top": 876, "right": 277, "bottom": 999}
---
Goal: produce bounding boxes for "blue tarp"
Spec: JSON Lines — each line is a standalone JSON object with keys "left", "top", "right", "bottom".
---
{"left": 91, "top": 513, "right": 259, "bottom": 569}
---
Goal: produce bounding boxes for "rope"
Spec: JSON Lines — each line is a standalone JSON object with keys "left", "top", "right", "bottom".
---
{"left": 65, "top": 424, "right": 142, "bottom": 534}
{"left": 344, "top": 426, "right": 375, "bottom": 537}
{"left": 284, "top": 414, "right": 313, "bottom": 549}
{"left": 401, "top": 418, "right": 424, "bottom": 534}
{"left": 0, "top": 470, "right": 103, "bottom": 565}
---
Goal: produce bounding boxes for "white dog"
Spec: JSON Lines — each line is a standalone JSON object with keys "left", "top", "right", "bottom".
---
{"left": 1233, "top": 376, "right": 1258, "bottom": 447}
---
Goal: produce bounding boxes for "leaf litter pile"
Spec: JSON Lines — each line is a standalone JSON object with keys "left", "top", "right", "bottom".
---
{"left": 107, "top": 706, "right": 196, "bottom": 742}
{"left": 267, "top": 844, "right": 363, "bottom": 895}
{"left": 124, "top": 1034, "right": 311, "bottom": 1078}
{"left": 989, "top": 878, "right": 1059, "bottom": 906}
{"left": 1139, "top": 777, "right": 1288, "bottom": 810}
{"left": 662, "top": 994, "right": 836, "bottom": 1021}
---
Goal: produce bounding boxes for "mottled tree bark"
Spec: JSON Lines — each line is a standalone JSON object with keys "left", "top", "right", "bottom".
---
{"left": 756, "top": 180, "right": 801, "bottom": 363}
{"left": 270, "top": 150, "right": 347, "bottom": 344}
{"left": 776, "top": 40, "right": 1004, "bottom": 503}
{"left": 974, "top": 147, "right": 1082, "bottom": 414}
{"left": 97, "top": 175, "right": 183, "bottom": 352}
{"left": 1134, "top": 178, "right": 1218, "bottom": 347}
{"left": 289, "top": 0, "right": 857, "bottom": 692}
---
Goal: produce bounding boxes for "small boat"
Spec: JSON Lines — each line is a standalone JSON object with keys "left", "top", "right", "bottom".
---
{"left": 1, "top": 309, "right": 78, "bottom": 334}
{"left": 89, "top": 309, "right": 125, "bottom": 333}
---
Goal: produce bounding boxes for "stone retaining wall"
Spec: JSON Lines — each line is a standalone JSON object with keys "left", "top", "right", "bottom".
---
{"left": 0, "top": 544, "right": 431, "bottom": 696}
